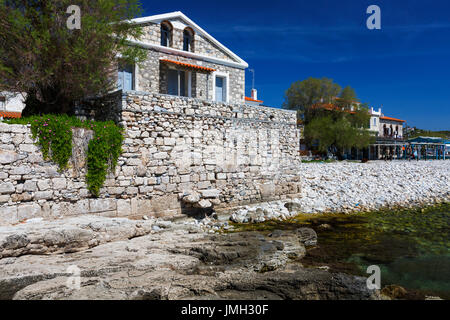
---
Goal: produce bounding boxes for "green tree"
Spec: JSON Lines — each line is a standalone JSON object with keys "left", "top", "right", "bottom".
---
{"left": 304, "top": 106, "right": 375, "bottom": 159}
{"left": 337, "top": 86, "right": 358, "bottom": 109}
{"left": 283, "top": 77, "right": 341, "bottom": 122}
{"left": 0, "top": 0, "right": 146, "bottom": 114}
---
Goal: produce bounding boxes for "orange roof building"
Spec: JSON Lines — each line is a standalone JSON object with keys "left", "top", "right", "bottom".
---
{"left": 0, "top": 111, "right": 21, "bottom": 119}
{"left": 0, "top": 93, "right": 25, "bottom": 117}
{"left": 245, "top": 89, "right": 263, "bottom": 106}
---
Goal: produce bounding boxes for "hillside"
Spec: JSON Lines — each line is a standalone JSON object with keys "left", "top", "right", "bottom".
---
{"left": 406, "top": 128, "right": 450, "bottom": 140}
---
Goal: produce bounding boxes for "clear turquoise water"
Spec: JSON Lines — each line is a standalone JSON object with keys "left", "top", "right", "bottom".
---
{"left": 233, "top": 203, "right": 450, "bottom": 299}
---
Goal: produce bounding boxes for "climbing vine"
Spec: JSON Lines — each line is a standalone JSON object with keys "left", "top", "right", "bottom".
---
{"left": 6, "top": 115, "right": 123, "bottom": 197}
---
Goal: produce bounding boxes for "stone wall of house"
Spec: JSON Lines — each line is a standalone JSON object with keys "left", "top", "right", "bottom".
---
{"left": 0, "top": 93, "right": 301, "bottom": 225}
{"left": 140, "top": 21, "right": 238, "bottom": 63}
{"left": 137, "top": 49, "right": 245, "bottom": 104}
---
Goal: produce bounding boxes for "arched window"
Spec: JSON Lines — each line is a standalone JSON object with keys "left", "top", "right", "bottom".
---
{"left": 161, "top": 21, "right": 172, "bottom": 47}
{"left": 183, "top": 28, "right": 194, "bottom": 52}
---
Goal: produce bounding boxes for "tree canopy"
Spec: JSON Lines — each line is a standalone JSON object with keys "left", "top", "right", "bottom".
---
{"left": 283, "top": 77, "right": 375, "bottom": 157}
{"left": 0, "top": 0, "right": 146, "bottom": 114}
{"left": 283, "top": 77, "right": 341, "bottom": 120}
{"left": 336, "top": 86, "right": 358, "bottom": 109}
{"left": 304, "top": 108, "right": 374, "bottom": 158}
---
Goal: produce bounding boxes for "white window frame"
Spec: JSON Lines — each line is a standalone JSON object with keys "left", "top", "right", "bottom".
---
{"left": 167, "top": 66, "right": 192, "bottom": 97}
{"left": 212, "top": 71, "right": 229, "bottom": 103}
{"left": 134, "top": 64, "right": 139, "bottom": 91}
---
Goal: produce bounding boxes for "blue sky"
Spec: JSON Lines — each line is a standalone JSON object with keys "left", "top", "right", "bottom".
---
{"left": 140, "top": 0, "right": 450, "bottom": 130}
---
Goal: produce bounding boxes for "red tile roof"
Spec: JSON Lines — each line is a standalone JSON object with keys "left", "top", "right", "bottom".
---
{"left": 245, "top": 96, "right": 263, "bottom": 103}
{"left": 0, "top": 111, "right": 21, "bottom": 119}
{"left": 312, "top": 104, "right": 406, "bottom": 123}
{"left": 160, "top": 59, "right": 216, "bottom": 72}
{"left": 380, "top": 116, "right": 405, "bottom": 123}
{"left": 311, "top": 103, "right": 356, "bottom": 114}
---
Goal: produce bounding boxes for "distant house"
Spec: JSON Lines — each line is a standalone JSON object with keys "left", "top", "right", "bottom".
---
{"left": 368, "top": 107, "right": 405, "bottom": 140}
{"left": 367, "top": 107, "right": 406, "bottom": 160}
{"left": 300, "top": 103, "right": 409, "bottom": 160}
{"left": 244, "top": 89, "right": 263, "bottom": 106}
{"left": 122, "top": 11, "right": 248, "bottom": 104}
{"left": 0, "top": 92, "right": 24, "bottom": 119}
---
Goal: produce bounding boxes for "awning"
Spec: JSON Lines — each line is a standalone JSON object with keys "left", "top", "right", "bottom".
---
{"left": 160, "top": 59, "right": 216, "bottom": 72}
{"left": 0, "top": 111, "right": 21, "bottom": 119}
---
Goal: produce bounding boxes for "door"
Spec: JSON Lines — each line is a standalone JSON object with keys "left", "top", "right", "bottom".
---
{"left": 118, "top": 64, "right": 134, "bottom": 91}
{"left": 215, "top": 76, "right": 225, "bottom": 102}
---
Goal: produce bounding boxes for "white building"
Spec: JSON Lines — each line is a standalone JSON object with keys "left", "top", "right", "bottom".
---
{"left": 369, "top": 106, "right": 405, "bottom": 139}
{"left": 0, "top": 92, "right": 25, "bottom": 119}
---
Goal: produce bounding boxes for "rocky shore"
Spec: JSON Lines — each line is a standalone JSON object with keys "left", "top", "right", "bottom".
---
{"left": 0, "top": 215, "right": 381, "bottom": 300}
{"left": 1, "top": 160, "right": 448, "bottom": 300}
{"left": 230, "top": 160, "right": 450, "bottom": 223}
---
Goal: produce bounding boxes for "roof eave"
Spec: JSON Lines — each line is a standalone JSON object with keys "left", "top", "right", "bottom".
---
{"left": 128, "top": 39, "right": 248, "bottom": 69}
{"left": 129, "top": 11, "right": 248, "bottom": 68}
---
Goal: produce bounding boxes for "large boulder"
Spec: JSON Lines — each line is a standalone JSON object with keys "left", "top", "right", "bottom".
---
{"left": 193, "top": 199, "right": 212, "bottom": 209}
{"left": 182, "top": 191, "right": 201, "bottom": 204}
{"left": 296, "top": 227, "right": 318, "bottom": 246}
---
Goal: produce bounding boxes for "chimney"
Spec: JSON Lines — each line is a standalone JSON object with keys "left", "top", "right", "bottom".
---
{"left": 251, "top": 89, "right": 258, "bottom": 101}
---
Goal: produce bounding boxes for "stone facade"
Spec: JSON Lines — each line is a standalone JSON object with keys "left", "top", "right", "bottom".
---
{"left": 0, "top": 93, "right": 300, "bottom": 225}
{"left": 121, "top": 12, "right": 247, "bottom": 105}
{"left": 140, "top": 20, "right": 237, "bottom": 63}
{"left": 137, "top": 49, "right": 245, "bottom": 104}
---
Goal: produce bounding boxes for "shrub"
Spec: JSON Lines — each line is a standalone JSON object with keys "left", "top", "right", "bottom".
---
{"left": 6, "top": 115, "right": 123, "bottom": 197}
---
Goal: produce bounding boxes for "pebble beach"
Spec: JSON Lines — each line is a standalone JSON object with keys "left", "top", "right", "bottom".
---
{"left": 230, "top": 160, "right": 450, "bottom": 223}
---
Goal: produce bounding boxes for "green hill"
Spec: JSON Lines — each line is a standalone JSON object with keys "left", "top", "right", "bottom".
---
{"left": 406, "top": 128, "right": 450, "bottom": 140}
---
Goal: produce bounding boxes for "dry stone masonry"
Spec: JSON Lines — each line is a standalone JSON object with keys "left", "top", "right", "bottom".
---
{"left": 0, "top": 92, "right": 301, "bottom": 225}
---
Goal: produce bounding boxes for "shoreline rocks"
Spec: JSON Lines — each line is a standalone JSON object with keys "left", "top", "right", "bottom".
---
{"left": 0, "top": 215, "right": 156, "bottom": 259}
{"left": 229, "top": 161, "right": 450, "bottom": 224}
{"left": 0, "top": 216, "right": 381, "bottom": 300}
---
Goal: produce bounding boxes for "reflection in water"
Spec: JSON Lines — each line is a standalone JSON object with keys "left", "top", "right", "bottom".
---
{"left": 233, "top": 203, "right": 450, "bottom": 299}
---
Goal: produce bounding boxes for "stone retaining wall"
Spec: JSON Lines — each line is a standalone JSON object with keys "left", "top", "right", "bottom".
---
{"left": 0, "top": 92, "right": 301, "bottom": 225}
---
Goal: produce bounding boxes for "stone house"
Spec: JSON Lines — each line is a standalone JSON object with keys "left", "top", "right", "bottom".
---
{"left": 120, "top": 11, "right": 248, "bottom": 104}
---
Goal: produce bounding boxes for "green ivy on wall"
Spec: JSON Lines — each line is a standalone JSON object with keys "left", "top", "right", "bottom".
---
{"left": 7, "top": 115, "right": 123, "bottom": 197}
